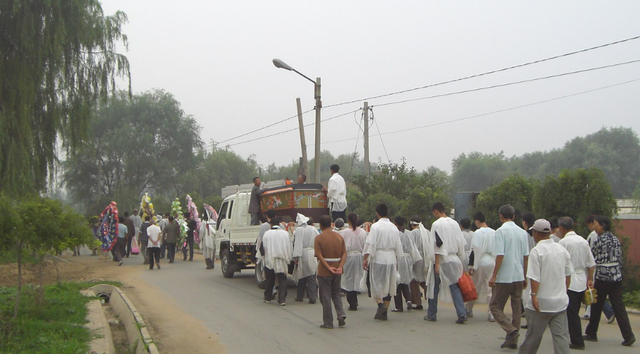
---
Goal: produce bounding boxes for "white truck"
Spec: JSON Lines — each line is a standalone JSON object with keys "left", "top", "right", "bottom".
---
{"left": 215, "top": 182, "right": 329, "bottom": 287}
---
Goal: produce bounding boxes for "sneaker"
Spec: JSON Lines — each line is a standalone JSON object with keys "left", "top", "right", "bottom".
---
{"left": 319, "top": 324, "right": 333, "bottom": 329}
{"left": 263, "top": 298, "right": 272, "bottom": 303}
{"left": 608, "top": 315, "right": 616, "bottom": 324}
{"left": 621, "top": 337, "right": 636, "bottom": 346}
{"left": 157, "top": 263, "right": 161, "bottom": 269}
{"left": 569, "top": 343, "right": 585, "bottom": 350}
{"left": 466, "top": 310, "right": 474, "bottom": 318}
{"left": 582, "top": 334, "right": 598, "bottom": 342}
{"left": 412, "top": 305, "right": 424, "bottom": 310}
{"left": 488, "top": 313, "right": 495, "bottom": 322}
{"left": 294, "top": 298, "right": 303, "bottom": 302}
{"left": 456, "top": 316, "right": 468, "bottom": 324}
{"left": 308, "top": 300, "right": 316, "bottom": 304}
{"left": 582, "top": 315, "right": 590, "bottom": 320}
{"left": 118, "top": 260, "right": 123, "bottom": 266}
{"left": 406, "top": 301, "right": 412, "bottom": 311}
{"left": 391, "top": 308, "right": 402, "bottom": 312}
{"left": 338, "top": 317, "right": 346, "bottom": 327}
{"left": 279, "top": 302, "right": 286, "bottom": 306}
{"left": 501, "top": 330, "right": 520, "bottom": 348}
{"left": 423, "top": 316, "right": 437, "bottom": 322}
{"left": 374, "top": 303, "right": 386, "bottom": 320}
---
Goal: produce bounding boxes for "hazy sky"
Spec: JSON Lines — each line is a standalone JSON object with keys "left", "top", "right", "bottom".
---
{"left": 100, "top": 1, "right": 640, "bottom": 175}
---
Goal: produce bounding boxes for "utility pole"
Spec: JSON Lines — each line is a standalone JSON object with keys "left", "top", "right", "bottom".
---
{"left": 363, "top": 101, "right": 370, "bottom": 177}
{"left": 296, "top": 98, "right": 310, "bottom": 181}
{"left": 314, "top": 77, "right": 322, "bottom": 183}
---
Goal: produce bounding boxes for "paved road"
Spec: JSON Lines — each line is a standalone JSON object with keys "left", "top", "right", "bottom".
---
{"left": 139, "top": 255, "right": 638, "bottom": 354}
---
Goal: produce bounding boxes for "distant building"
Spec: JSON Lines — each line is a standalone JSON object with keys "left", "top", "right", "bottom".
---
{"left": 616, "top": 199, "right": 640, "bottom": 266}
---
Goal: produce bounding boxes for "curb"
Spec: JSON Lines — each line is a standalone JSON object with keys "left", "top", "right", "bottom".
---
{"left": 82, "top": 290, "right": 115, "bottom": 354}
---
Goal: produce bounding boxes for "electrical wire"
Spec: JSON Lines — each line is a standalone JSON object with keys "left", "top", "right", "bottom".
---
{"left": 372, "top": 108, "right": 391, "bottom": 164}
{"left": 323, "top": 35, "right": 640, "bottom": 109}
{"left": 322, "top": 78, "right": 640, "bottom": 145}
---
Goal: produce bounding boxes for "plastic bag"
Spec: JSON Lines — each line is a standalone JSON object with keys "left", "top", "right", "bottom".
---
{"left": 583, "top": 287, "right": 597, "bottom": 306}
{"left": 458, "top": 272, "right": 478, "bottom": 302}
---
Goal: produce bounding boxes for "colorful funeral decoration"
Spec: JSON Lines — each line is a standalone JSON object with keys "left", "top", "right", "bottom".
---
{"left": 171, "top": 198, "right": 188, "bottom": 245}
{"left": 186, "top": 195, "right": 201, "bottom": 244}
{"left": 140, "top": 193, "right": 156, "bottom": 223}
{"left": 98, "top": 201, "right": 119, "bottom": 251}
{"left": 204, "top": 203, "right": 218, "bottom": 223}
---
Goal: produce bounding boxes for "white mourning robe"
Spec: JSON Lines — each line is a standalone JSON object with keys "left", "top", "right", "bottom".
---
{"left": 255, "top": 222, "right": 271, "bottom": 261}
{"left": 410, "top": 224, "right": 432, "bottom": 284}
{"left": 462, "top": 229, "right": 474, "bottom": 266}
{"left": 430, "top": 217, "right": 465, "bottom": 302}
{"left": 363, "top": 218, "right": 404, "bottom": 299}
{"left": 292, "top": 224, "right": 319, "bottom": 279}
{"left": 199, "top": 221, "right": 216, "bottom": 260}
{"left": 470, "top": 227, "right": 496, "bottom": 303}
{"left": 398, "top": 230, "right": 422, "bottom": 285}
{"left": 262, "top": 227, "right": 292, "bottom": 274}
{"left": 341, "top": 227, "right": 367, "bottom": 292}
{"left": 327, "top": 173, "right": 347, "bottom": 212}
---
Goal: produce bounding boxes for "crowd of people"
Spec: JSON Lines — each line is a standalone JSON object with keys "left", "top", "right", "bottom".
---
{"left": 257, "top": 200, "right": 636, "bottom": 352}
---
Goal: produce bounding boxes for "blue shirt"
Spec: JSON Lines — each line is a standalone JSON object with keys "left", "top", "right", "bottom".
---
{"left": 117, "top": 223, "right": 128, "bottom": 239}
{"left": 494, "top": 221, "right": 530, "bottom": 283}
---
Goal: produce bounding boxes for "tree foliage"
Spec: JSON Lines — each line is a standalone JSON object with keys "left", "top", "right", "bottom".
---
{"left": 451, "top": 127, "right": 640, "bottom": 198}
{"left": 348, "top": 161, "right": 451, "bottom": 226}
{"left": 0, "top": 0, "right": 130, "bottom": 197}
{"left": 472, "top": 174, "right": 534, "bottom": 229}
{"left": 64, "top": 90, "right": 202, "bottom": 214}
{"left": 532, "top": 168, "right": 617, "bottom": 237}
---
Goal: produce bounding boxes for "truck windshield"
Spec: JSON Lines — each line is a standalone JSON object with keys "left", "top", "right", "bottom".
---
{"left": 217, "top": 202, "right": 228, "bottom": 231}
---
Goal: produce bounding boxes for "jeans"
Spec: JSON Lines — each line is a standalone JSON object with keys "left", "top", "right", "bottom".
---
{"left": 427, "top": 271, "right": 467, "bottom": 320}
{"left": 160, "top": 243, "right": 166, "bottom": 258}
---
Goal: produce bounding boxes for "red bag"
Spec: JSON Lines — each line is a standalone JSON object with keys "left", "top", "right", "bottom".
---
{"left": 458, "top": 272, "right": 478, "bottom": 302}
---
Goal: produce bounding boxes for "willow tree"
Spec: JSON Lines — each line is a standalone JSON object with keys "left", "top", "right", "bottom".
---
{"left": 0, "top": 0, "right": 130, "bottom": 197}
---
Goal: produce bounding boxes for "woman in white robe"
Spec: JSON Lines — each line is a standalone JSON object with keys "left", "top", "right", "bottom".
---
{"left": 465, "top": 221, "right": 496, "bottom": 320}
{"left": 340, "top": 213, "right": 367, "bottom": 310}
{"left": 292, "top": 213, "right": 319, "bottom": 303}
{"left": 199, "top": 214, "right": 216, "bottom": 269}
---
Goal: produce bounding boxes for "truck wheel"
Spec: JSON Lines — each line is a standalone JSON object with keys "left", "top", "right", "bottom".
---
{"left": 221, "top": 249, "right": 234, "bottom": 278}
{"left": 255, "top": 260, "right": 266, "bottom": 289}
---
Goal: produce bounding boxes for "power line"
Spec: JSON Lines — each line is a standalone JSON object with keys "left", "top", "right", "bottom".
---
{"left": 323, "top": 35, "right": 640, "bottom": 109}
{"left": 372, "top": 108, "right": 391, "bottom": 164}
{"left": 322, "top": 78, "right": 640, "bottom": 145}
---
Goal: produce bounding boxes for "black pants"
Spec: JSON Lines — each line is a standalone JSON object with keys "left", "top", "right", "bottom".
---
{"left": 394, "top": 284, "right": 412, "bottom": 311}
{"left": 296, "top": 275, "right": 318, "bottom": 302}
{"left": 567, "top": 290, "right": 585, "bottom": 346}
{"left": 345, "top": 291, "right": 358, "bottom": 310}
{"left": 114, "top": 237, "right": 125, "bottom": 262}
{"left": 160, "top": 243, "right": 166, "bottom": 258}
{"left": 331, "top": 210, "right": 346, "bottom": 222}
{"left": 125, "top": 235, "right": 133, "bottom": 257}
{"left": 264, "top": 268, "right": 287, "bottom": 304}
{"left": 148, "top": 247, "right": 161, "bottom": 269}
{"left": 182, "top": 236, "right": 194, "bottom": 260}
{"left": 585, "top": 280, "right": 635, "bottom": 341}
{"left": 166, "top": 243, "right": 176, "bottom": 262}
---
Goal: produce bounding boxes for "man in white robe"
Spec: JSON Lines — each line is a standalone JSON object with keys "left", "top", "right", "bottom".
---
{"left": 425, "top": 202, "right": 467, "bottom": 324}
{"left": 363, "top": 203, "right": 404, "bottom": 321}
{"left": 460, "top": 218, "right": 474, "bottom": 266}
{"left": 466, "top": 211, "right": 496, "bottom": 321}
{"left": 392, "top": 216, "right": 422, "bottom": 312}
{"left": 340, "top": 213, "right": 367, "bottom": 311}
{"left": 199, "top": 213, "right": 216, "bottom": 269}
{"left": 261, "top": 217, "right": 292, "bottom": 305}
{"left": 409, "top": 217, "right": 431, "bottom": 310}
{"left": 325, "top": 164, "right": 347, "bottom": 222}
{"left": 293, "top": 213, "right": 319, "bottom": 304}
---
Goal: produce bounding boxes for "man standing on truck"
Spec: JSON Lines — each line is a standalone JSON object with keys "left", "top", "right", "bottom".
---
{"left": 249, "top": 177, "right": 262, "bottom": 225}
{"left": 297, "top": 174, "right": 307, "bottom": 184}
{"left": 325, "top": 164, "right": 347, "bottom": 222}
{"left": 315, "top": 215, "right": 347, "bottom": 329}
{"left": 293, "top": 213, "right": 320, "bottom": 304}
{"left": 261, "top": 217, "right": 293, "bottom": 306}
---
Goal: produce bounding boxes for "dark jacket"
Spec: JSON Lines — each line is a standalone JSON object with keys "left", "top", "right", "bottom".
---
{"left": 163, "top": 222, "right": 180, "bottom": 244}
{"left": 139, "top": 222, "right": 150, "bottom": 242}
{"left": 248, "top": 185, "right": 261, "bottom": 213}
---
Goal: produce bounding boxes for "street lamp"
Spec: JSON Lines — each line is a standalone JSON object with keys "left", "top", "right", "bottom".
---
{"left": 272, "top": 59, "right": 322, "bottom": 184}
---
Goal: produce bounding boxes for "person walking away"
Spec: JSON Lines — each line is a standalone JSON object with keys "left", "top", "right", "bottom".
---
{"left": 183, "top": 212, "right": 197, "bottom": 261}
{"left": 200, "top": 213, "right": 216, "bottom": 269}
{"left": 249, "top": 177, "right": 262, "bottom": 225}
{"left": 583, "top": 214, "right": 615, "bottom": 322}
{"left": 325, "top": 164, "right": 347, "bottom": 222}
{"left": 489, "top": 205, "right": 530, "bottom": 350}
{"left": 124, "top": 212, "right": 135, "bottom": 258}
{"left": 146, "top": 219, "right": 162, "bottom": 270}
{"left": 138, "top": 216, "right": 151, "bottom": 264}
{"left": 293, "top": 213, "right": 319, "bottom": 304}
{"left": 584, "top": 215, "right": 636, "bottom": 346}
{"left": 340, "top": 213, "right": 367, "bottom": 311}
{"left": 392, "top": 216, "right": 421, "bottom": 313}
{"left": 425, "top": 202, "right": 467, "bottom": 324}
{"left": 557, "top": 216, "right": 595, "bottom": 350}
{"left": 315, "top": 215, "right": 347, "bottom": 328}
{"left": 466, "top": 212, "right": 496, "bottom": 321}
{"left": 159, "top": 213, "right": 169, "bottom": 259}
{"left": 256, "top": 209, "right": 276, "bottom": 266}
{"left": 297, "top": 174, "right": 307, "bottom": 184}
{"left": 520, "top": 212, "right": 536, "bottom": 330}
{"left": 131, "top": 209, "right": 142, "bottom": 250}
{"left": 162, "top": 216, "right": 179, "bottom": 263}
{"left": 408, "top": 217, "right": 431, "bottom": 310}
{"left": 115, "top": 216, "right": 127, "bottom": 266}
{"left": 261, "top": 217, "right": 292, "bottom": 305}
{"left": 519, "top": 219, "right": 573, "bottom": 354}
{"left": 460, "top": 218, "right": 474, "bottom": 266}
{"left": 363, "top": 203, "right": 404, "bottom": 321}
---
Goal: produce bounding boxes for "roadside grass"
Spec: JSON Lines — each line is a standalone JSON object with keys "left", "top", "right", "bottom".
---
{"left": 0, "top": 281, "right": 120, "bottom": 354}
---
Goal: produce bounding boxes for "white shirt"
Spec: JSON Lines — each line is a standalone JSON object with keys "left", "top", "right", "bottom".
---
{"left": 471, "top": 227, "right": 496, "bottom": 269}
{"left": 494, "top": 221, "right": 530, "bottom": 283}
{"left": 559, "top": 231, "right": 595, "bottom": 292}
{"left": 432, "top": 217, "right": 465, "bottom": 286}
{"left": 462, "top": 230, "right": 474, "bottom": 252}
{"left": 146, "top": 225, "right": 162, "bottom": 248}
{"left": 526, "top": 239, "right": 573, "bottom": 313}
{"left": 327, "top": 173, "right": 347, "bottom": 212}
{"left": 262, "top": 228, "right": 292, "bottom": 273}
{"left": 131, "top": 215, "right": 142, "bottom": 236}
{"left": 363, "top": 218, "right": 404, "bottom": 265}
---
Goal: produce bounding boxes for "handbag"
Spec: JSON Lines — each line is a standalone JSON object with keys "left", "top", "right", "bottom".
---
{"left": 458, "top": 272, "right": 478, "bottom": 302}
{"left": 583, "top": 287, "right": 597, "bottom": 306}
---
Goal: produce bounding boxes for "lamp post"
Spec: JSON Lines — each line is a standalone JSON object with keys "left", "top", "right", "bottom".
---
{"left": 273, "top": 59, "right": 322, "bottom": 184}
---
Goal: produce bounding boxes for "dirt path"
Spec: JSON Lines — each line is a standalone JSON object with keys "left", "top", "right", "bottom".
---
{"left": 1, "top": 252, "right": 224, "bottom": 354}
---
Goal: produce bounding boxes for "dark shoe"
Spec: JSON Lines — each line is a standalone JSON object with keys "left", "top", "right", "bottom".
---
{"left": 157, "top": 263, "right": 160, "bottom": 269}
{"left": 622, "top": 337, "right": 636, "bottom": 346}
{"left": 348, "top": 306, "right": 357, "bottom": 311}
{"left": 569, "top": 343, "right": 585, "bottom": 350}
{"left": 294, "top": 298, "right": 303, "bottom": 302}
{"left": 319, "top": 324, "right": 333, "bottom": 329}
{"left": 118, "top": 260, "right": 123, "bottom": 266}
{"left": 506, "top": 344, "right": 517, "bottom": 350}
{"left": 382, "top": 310, "right": 388, "bottom": 321}
{"left": 169, "top": 260, "right": 174, "bottom": 263}
{"left": 521, "top": 324, "right": 528, "bottom": 329}
{"left": 308, "top": 300, "right": 316, "bottom": 304}
{"left": 608, "top": 315, "right": 616, "bottom": 324}
{"left": 423, "top": 316, "right": 436, "bottom": 322}
{"left": 456, "top": 316, "right": 468, "bottom": 324}
{"left": 338, "top": 317, "right": 346, "bottom": 327}
{"left": 406, "top": 301, "right": 412, "bottom": 311}
{"left": 412, "top": 305, "right": 423, "bottom": 310}
{"left": 374, "top": 303, "right": 385, "bottom": 320}
{"left": 501, "top": 330, "right": 520, "bottom": 348}
{"left": 582, "top": 334, "right": 598, "bottom": 342}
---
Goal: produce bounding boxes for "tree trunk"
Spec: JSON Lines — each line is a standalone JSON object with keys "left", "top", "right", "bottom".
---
{"left": 13, "top": 241, "right": 22, "bottom": 318}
